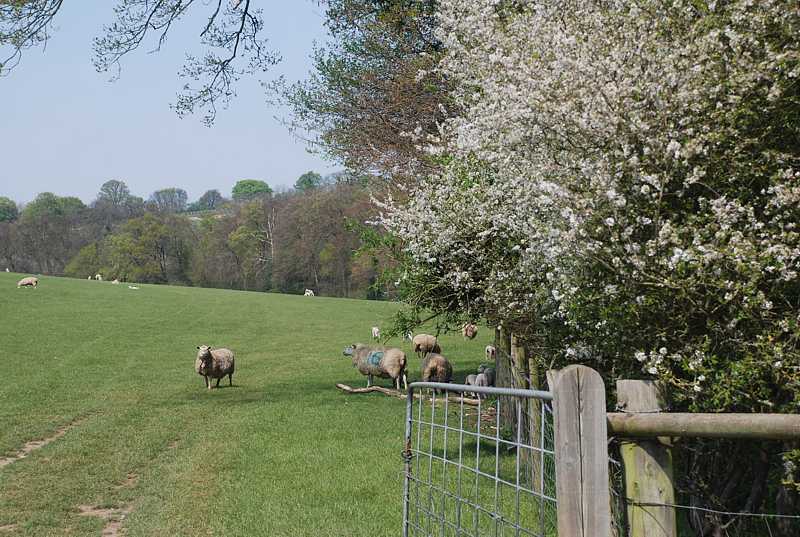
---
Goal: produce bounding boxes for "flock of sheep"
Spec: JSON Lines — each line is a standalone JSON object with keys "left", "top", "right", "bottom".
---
{"left": 341, "top": 323, "right": 497, "bottom": 393}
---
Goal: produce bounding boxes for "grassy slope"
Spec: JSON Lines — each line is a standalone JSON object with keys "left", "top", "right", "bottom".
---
{"left": 0, "top": 273, "right": 490, "bottom": 536}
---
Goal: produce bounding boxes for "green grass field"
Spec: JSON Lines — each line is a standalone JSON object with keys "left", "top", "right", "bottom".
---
{"left": 0, "top": 273, "right": 490, "bottom": 537}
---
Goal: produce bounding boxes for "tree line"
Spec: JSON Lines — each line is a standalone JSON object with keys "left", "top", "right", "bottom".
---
{"left": 0, "top": 175, "right": 390, "bottom": 298}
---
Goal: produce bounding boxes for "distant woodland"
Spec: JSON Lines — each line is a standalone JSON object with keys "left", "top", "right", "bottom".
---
{"left": 0, "top": 175, "right": 394, "bottom": 298}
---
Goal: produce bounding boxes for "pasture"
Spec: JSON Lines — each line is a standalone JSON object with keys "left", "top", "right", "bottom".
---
{"left": 0, "top": 274, "right": 490, "bottom": 536}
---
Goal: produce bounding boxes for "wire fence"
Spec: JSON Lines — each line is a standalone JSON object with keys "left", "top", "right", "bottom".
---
{"left": 402, "top": 382, "right": 558, "bottom": 537}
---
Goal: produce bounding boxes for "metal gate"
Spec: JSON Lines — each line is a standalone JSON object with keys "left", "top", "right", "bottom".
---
{"left": 402, "top": 382, "right": 557, "bottom": 537}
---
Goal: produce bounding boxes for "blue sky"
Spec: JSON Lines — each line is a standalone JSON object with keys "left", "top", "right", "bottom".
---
{"left": 0, "top": 1, "right": 334, "bottom": 204}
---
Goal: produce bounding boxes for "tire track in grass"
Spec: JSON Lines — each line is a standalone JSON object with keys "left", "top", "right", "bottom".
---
{"left": 0, "top": 417, "right": 88, "bottom": 470}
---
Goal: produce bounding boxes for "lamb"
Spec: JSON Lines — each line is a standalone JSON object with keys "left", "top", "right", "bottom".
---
{"left": 4, "top": 268, "right": 8, "bottom": 272}
{"left": 344, "top": 343, "right": 407, "bottom": 389}
{"left": 485, "top": 345, "right": 496, "bottom": 361}
{"left": 95, "top": 273, "right": 103, "bottom": 281}
{"left": 195, "top": 345, "right": 235, "bottom": 390}
{"left": 87, "top": 276, "right": 92, "bottom": 280}
{"left": 412, "top": 334, "right": 441, "bottom": 359}
{"left": 111, "top": 279, "right": 120, "bottom": 285}
{"left": 304, "top": 289, "right": 315, "bottom": 296}
{"left": 421, "top": 353, "right": 453, "bottom": 384}
{"left": 17, "top": 276, "right": 38, "bottom": 288}
{"left": 462, "top": 323, "right": 478, "bottom": 340}
{"left": 472, "top": 372, "right": 490, "bottom": 398}
{"left": 371, "top": 326, "right": 381, "bottom": 340}
{"left": 404, "top": 331, "right": 413, "bottom": 342}
{"left": 478, "top": 364, "right": 496, "bottom": 386}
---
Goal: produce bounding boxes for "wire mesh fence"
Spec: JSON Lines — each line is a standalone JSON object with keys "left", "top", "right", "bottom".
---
{"left": 402, "top": 382, "right": 557, "bottom": 537}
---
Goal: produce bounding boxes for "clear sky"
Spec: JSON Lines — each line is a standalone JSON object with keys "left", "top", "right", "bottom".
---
{"left": 0, "top": 1, "right": 334, "bottom": 204}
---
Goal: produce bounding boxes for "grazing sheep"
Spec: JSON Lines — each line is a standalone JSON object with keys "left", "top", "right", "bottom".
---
{"left": 371, "top": 326, "right": 381, "bottom": 340}
{"left": 304, "top": 289, "right": 315, "bottom": 296}
{"left": 485, "top": 345, "right": 496, "bottom": 361}
{"left": 94, "top": 273, "right": 103, "bottom": 281}
{"left": 421, "top": 353, "right": 453, "bottom": 384}
{"left": 111, "top": 279, "right": 120, "bottom": 285}
{"left": 195, "top": 345, "right": 235, "bottom": 390}
{"left": 87, "top": 276, "right": 92, "bottom": 280}
{"left": 412, "top": 334, "right": 441, "bottom": 359}
{"left": 344, "top": 343, "right": 407, "bottom": 389}
{"left": 478, "top": 364, "right": 496, "bottom": 386}
{"left": 462, "top": 323, "right": 478, "bottom": 340}
{"left": 17, "top": 276, "right": 38, "bottom": 288}
{"left": 128, "top": 285, "right": 139, "bottom": 290}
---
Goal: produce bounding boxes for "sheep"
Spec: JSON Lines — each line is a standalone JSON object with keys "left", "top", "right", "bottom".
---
{"left": 462, "top": 323, "right": 478, "bottom": 340}
{"left": 485, "top": 345, "right": 496, "bottom": 361}
{"left": 95, "top": 273, "right": 103, "bottom": 281}
{"left": 111, "top": 279, "right": 120, "bottom": 284}
{"left": 4, "top": 268, "right": 8, "bottom": 272}
{"left": 128, "top": 285, "right": 139, "bottom": 290}
{"left": 473, "top": 372, "right": 490, "bottom": 398}
{"left": 412, "top": 334, "right": 441, "bottom": 359}
{"left": 478, "top": 364, "right": 496, "bottom": 386}
{"left": 17, "top": 276, "right": 38, "bottom": 288}
{"left": 304, "top": 289, "right": 315, "bottom": 296}
{"left": 87, "top": 276, "right": 92, "bottom": 280}
{"left": 343, "top": 343, "right": 407, "bottom": 390}
{"left": 404, "top": 331, "right": 413, "bottom": 342}
{"left": 421, "top": 353, "right": 453, "bottom": 384}
{"left": 195, "top": 345, "right": 235, "bottom": 390}
{"left": 371, "top": 326, "right": 381, "bottom": 340}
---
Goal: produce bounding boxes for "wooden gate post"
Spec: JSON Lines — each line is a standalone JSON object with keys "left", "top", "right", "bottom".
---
{"left": 616, "top": 380, "right": 677, "bottom": 537}
{"left": 548, "top": 365, "right": 611, "bottom": 537}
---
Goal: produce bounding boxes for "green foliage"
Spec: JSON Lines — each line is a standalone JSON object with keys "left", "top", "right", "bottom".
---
{"left": 64, "top": 242, "right": 102, "bottom": 279}
{"left": 232, "top": 180, "right": 272, "bottom": 201}
{"left": 190, "top": 189, "right": 225, "bottom": 211}
{"left": 294, "top": 171, "right": 323, "bottom": 192}
{"left": 0, "top": 196, "right": 18, "bottom": 222}
{"left": 22, "top": 192, "right": 85, "bottom": 220}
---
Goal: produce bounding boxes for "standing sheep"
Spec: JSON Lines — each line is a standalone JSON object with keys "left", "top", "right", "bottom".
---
{"left": 344, "top": 343, "right": 407, "bottom": 389}
{"left": 412, "top": 334, "right": 441, "bottom": 359}
{"left": 371, "top": 326, "right": 381, "bottom": 340}
{"left": 95, "top": 273, "right": 103, "bottom": 281}
{"left": 485, "top": 345, "right": 496, "bottom": 361}
{"left": 478, "top": 364, "right": 496, "bottom": 386}
{"left": 462, "top": 323, "right": 478, "bottom": 340}
{"left": 421, "top": 353, "right": 453, "bottom": 384}
{"left": 195, "top": 345, "right": 235, "bottom": 390}
{"left": 304, "top": 289, "right": 315, "bottom": 296}
{"left": 17, "top": 276, "right": 38, "bottom": 288}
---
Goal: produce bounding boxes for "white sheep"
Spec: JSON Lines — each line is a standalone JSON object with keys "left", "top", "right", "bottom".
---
{"left": 473, "top": 372, "right": 489, "bottom": 398}
{"left": 87, "top": 276, "right": 92, "bottom": 280}
{"left": 421, "top": 353, "right": 453, "bottom": 384}
{"left": 412, "top": 334, "right": 441, "bottom": 359}
{"left": 94, "top": 273, "right": 103, "bottom": 281}
{"left": 304, "top": 289, "right": 315, "bottom": 296}
{"left": 111, "top": 279, "right": 120, "bottom": 285}
{"left": 195, "top": 345, "right": 235, "bottom": 390}
{"left": 17, "top": 276, "right": 38, "bottom": 288}
{"left": 4, "top": 268, "right": 8, "bottom": 272}
{"left": 371, "top": 326, "right": 381, "bottom": 340}
{"left": 344, "top": 344, "right": 407, "bottom": 389}
{"left": 404, "top": 331, "right": 413, "bottom": 342}
{"left": 485, "top": 345, "right": 496, "bottom": 361}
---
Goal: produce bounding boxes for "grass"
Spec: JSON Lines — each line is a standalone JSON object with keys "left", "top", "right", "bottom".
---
{"left": 0, "top": 273, "right": 491, "bottom": 536}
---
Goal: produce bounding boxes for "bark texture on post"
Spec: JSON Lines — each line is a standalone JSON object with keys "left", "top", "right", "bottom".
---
{"left": 616, "top": 380, "right": 677, "bottom": 537}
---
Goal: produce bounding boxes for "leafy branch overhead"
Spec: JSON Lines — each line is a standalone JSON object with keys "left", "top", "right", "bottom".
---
{"left": 1, "top": 0, "right": 279, "bottom": 125}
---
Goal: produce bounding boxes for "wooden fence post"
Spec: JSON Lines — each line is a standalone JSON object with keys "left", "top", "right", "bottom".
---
{"left": 549, "top": 365, "right": 611, "bottom": 537}
{"left": 496, "top": 327, "right": 515, "bottom": 431}
{"left": 616, "top": 380, "right": 676, "bottom": 537}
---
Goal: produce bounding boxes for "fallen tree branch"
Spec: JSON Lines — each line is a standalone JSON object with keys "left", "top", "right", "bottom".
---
{"left": 335, "top": 383, "right": 482, "bottom": 406}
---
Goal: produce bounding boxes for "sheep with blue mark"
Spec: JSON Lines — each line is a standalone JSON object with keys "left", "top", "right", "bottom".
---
{"left": 343, "top": 343, "right": 407, "bottom": 390}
